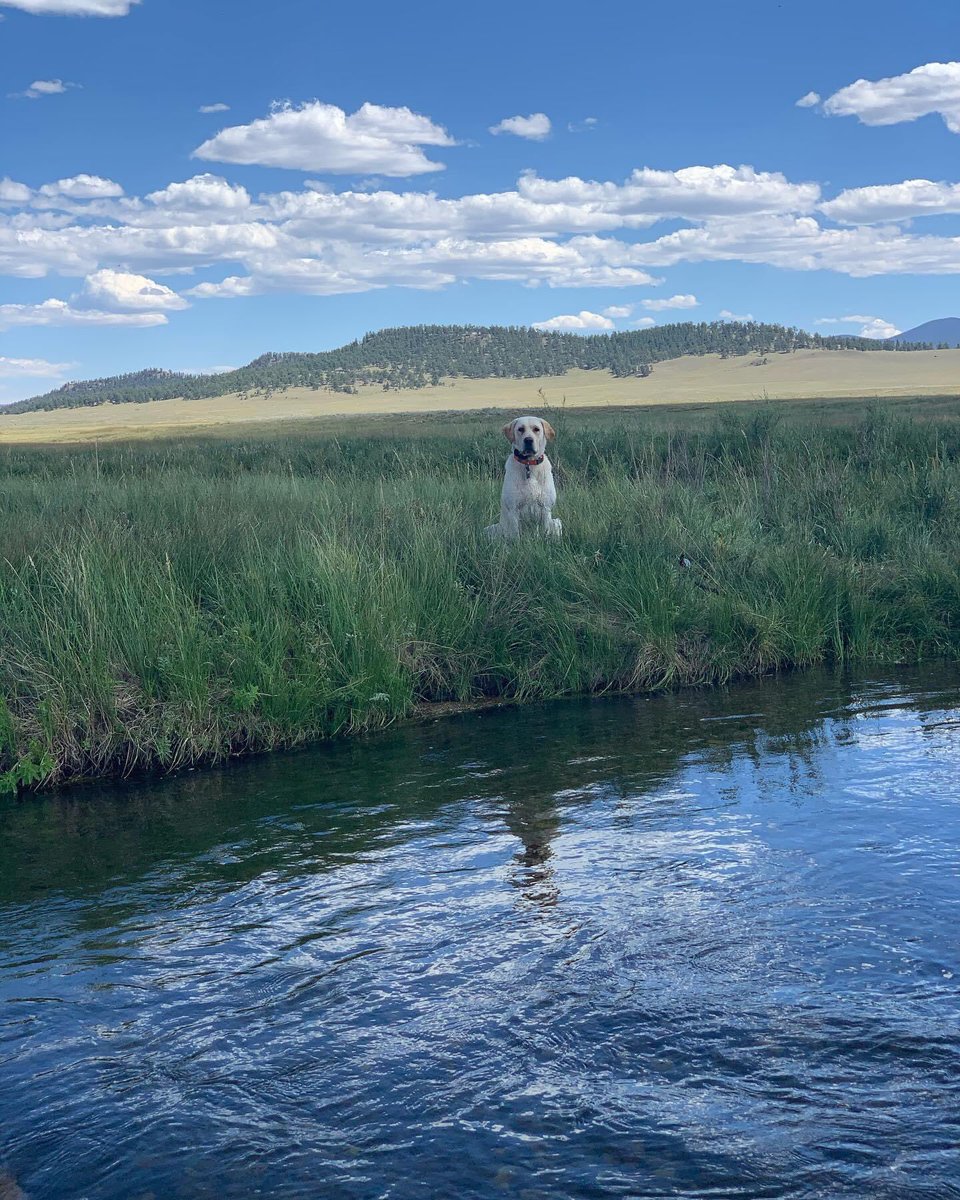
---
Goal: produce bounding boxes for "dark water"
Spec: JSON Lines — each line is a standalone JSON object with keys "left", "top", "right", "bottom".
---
{"left": 2, "top": 669, "right": 960, "bottom": 1200}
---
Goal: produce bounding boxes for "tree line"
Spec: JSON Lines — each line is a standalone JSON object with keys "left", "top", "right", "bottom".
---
{"left": 3, "top": 321, "right": 935, "bottom": 415}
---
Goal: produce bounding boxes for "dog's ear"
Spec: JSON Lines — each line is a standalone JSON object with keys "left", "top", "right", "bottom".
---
{"left": 501, "top": 419, "right": 516, "bottom": 442}
{"left": 542, "top": 419, "right": 556, "bottom": 442}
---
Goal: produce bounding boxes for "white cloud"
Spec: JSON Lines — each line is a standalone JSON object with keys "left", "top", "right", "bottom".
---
{"left": 821, "top": 178, "right": 960, "bottom": 224}
{"left": 815, "top": 313, "right": 901, "bottom": 338}
{"left": 641, "top": 292, "right": 698, "bottom": 310}
{"left": 602, "top": 304, "right": 633, "bottom": 317}
{"left": 193, "top": 100, "right": 455, "bottom": 176}
{"left": 146, "top": 173, "right": 250, "bottom": 214}
{"left": 38, "top": 174, "right": 123, "bottom": 199}
{"left": 81, "top": 268, "right": 188, "bottom": 311}
{"left": 12, "top": 78, "right": 79, "bottom": 99}
{"left": 857, "top": 317, "right": 902, "bottom": 339}
{"left": 0, "top": 0, "right": 136, "bottom": 12}
{"left": 568, "top": 117, "right": 598, "bottom": 133}
{"left": 631, "top": 317, "right": 656, "bottom": 328}
{"left": 490, "top": 113, "right": 551, "bottom": 141}
{"left": 518, "top": 164, "right": 820, "bottom": 220}
{"left": 0, "top": 355, "right": 71, "bottom": 377}
{"left": 0, "top": 298, "right": 167, "bottom": 329}
{"left": 0, "top": 178, "right": 31, "bottom": 204}
{"left": 719, "top": 309, "right": 754, "bottom": 321}
{"left": 180, "top": 233, "right": 661, "bottom": 299}
{"left": 532, "top": 310, "right": 615, "bottom": 331}
{"left": 199, "top": 103, "right": 230, "bottom": 114}
{"left": 28, "top": 78, "right": 68, "bottom": 94}
{"left": 627, "top": 212, "right": 960, "bottom": 277}
{"left": 823, "top": 61, "right": 960, "bottom": 133}
{"left": 815, "top": 313, "right": 881, "bottom": 324}
{"left": 795, "top": 91, "right": 820, "bottom": 108}
{"left": 9, "top": 157, "right": 960, "bottom": 309}
{"left": 186, "top": 276, "right": 256, "bottom": 299}
{"left": 175, "top": 363, "right": 237, "bottom": 375}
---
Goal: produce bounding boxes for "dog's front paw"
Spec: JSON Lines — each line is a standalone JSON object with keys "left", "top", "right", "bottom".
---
{"left": 550, "top": 517, "right": 563, "bottom": 538}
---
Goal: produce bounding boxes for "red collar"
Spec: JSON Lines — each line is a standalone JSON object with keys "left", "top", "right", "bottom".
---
{"left": 513, "top": 448, "right": 545, "bottom": 467}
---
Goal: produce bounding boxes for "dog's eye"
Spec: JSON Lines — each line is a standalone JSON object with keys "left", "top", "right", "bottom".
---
{"left": 517, "top": 426, "right": 525, "bottom": 433}
{"left": 532, "top": 427, "right": 540, "bottom": 433}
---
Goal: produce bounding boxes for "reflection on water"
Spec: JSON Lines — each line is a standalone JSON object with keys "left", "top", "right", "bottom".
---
{"left": 1, "top": 667, "right": 959, "bottom": 1199}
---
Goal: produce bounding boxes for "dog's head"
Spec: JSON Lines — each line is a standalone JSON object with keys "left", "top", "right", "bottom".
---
{"left": 502, "top": 414, "right": 555, "bottom": 458}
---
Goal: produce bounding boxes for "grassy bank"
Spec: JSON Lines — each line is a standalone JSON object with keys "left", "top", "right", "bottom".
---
{"left": 3, "top": 402, "right": 960, "bottom": 793}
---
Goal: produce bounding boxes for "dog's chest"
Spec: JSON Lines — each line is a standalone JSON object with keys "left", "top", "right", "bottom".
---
{"left": 505, "top": 459, "right": 555, "bottom": 508}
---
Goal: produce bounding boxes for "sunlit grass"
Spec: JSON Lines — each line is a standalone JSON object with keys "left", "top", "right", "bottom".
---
{"left": 2, "top": 404, "right": 960, "bottom": 792}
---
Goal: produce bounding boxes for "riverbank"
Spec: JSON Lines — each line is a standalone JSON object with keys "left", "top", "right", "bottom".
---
{"left": 3, "top": 402, "right": 960, "bottom": 793}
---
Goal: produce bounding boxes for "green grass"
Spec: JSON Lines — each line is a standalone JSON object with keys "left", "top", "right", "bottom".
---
{"left": 3, "top": 401, "right": 960, "bottom": 793}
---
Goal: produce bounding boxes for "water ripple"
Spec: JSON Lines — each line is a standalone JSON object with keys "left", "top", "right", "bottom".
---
{"left": 1, "top": 666, "right": 959, "bottom": 1198}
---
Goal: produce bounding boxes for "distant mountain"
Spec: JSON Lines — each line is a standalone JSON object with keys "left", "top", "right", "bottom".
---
{"left": 888, "top": 318, "right": 960, "bottom": 348}
{"left": 3, "top": 321, "right": 928, "bottom": 416}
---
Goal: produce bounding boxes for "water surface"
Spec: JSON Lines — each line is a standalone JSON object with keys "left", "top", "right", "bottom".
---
{"left": 1, "top": 668, "right": 959, "bottom": 1199}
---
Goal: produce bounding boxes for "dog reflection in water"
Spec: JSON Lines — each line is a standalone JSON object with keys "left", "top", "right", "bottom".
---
{"left": 499, "top": 791, "right": 563, "bottom": 911}
{"left": 0, "top": 1173, "right": 28, "bottom": 1200}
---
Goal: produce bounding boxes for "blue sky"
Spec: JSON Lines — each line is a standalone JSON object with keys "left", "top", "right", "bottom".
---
{"left": 2, "top": 0, "right": 960, "bottom": 401}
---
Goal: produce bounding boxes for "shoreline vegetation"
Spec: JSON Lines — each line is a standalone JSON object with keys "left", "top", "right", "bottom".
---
{"left": 3, "top": 400, "right": 960, "bottom": 795}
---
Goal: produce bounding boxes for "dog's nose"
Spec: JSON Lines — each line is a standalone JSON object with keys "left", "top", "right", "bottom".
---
{"left": 523, "top": 436, "right": 534, "bottom": 449}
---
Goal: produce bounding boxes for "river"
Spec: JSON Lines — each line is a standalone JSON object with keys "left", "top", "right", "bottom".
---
{"left": 1, "top": 667, "right": 959, "bottom": 1199}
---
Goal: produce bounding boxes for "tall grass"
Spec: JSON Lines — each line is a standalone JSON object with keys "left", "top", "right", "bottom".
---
{"left": 2, "top": 404, "right": 960, "bottom": 792}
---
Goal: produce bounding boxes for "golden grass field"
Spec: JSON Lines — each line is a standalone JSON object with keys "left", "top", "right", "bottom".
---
{"left": 2, "top": 348, "right": 960, "bottom": 443}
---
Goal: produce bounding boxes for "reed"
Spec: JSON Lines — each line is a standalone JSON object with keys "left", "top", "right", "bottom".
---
{"left": 2, "top": 404, "right": 959, "bottom": 792}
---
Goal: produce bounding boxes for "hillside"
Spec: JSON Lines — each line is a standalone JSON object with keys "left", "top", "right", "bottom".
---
{"left": 4, "top": 349, "right": 960, "bottom": 445}
{"left": 889, "top": 318, "right": 960, "bottom": 348}
{"left": 2, "top": 321, "right": 930, "bottom": 416}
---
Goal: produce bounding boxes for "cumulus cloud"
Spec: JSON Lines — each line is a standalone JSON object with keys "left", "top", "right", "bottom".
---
{"left": 38, "top": 174, "right": 123, "bottom": 199}
{"left": 602, "top": 304, "right": 633, "bottom": 317}
{"left": 146, "top": 173, "right": 250, "bottom": 213}
{"left": 490, "top": 113, "right": 552, "bottom": 140}
{"left": 199, "top": 103, "right": 230, "bottom": 114}
{"left": 7, "top": 157, "right": 960, "bottom": 311}
{"left": 631, "top": 317, "right": 656, "bottom": 328}
{"left": 193, "top": 100, "right": 455, "bottom": 176}
{"left": 0, "top": 298, "right": 168, "bottom": 329}
{"left": 795, "top": 91, "right": 820, "bottom": 108}
{"left": 11, "top": 78, "right": 79, "bottom": 99}
{"left": 0, "top": 0, "right": 136, "bottom": 12}
{"left": 0, "top": 355, "right": 71, "bottom": 377}
{"left": 518, "top": 164, "right": 820, "bottom": 220}
{"left": 821, "top": 178, "right": 960, "bottom": 224}
{"left": 81, "top": 268, "right": 188, "bottom": 311}
{"left": 532, "top": 310, "right": 615, "bottom": 331}
{"left": 719, "top": 309, "right": 754, "bottom": 321}
{"left": 865, "top": 318, "right": 904, "bottom": 338}
{"left": 815, "top": 314, "right": 901, "bottom": 338}
{"left": 640, "top": 292, "right": 698, "bottom": 310}
{"left": 823, "top": 61, "right": 960, "bottom": 133}
{"left": 186, "top": 276, "right": 256, "bottom": 299}
{"left": 0, "top": 268, "right": 184, "bottom": 330}
{"left": 0, "top": 178, "right": 31, "bottom": 204}
{"left": 178, "top": 233, "right": 661, "bottom": 299}
{"left": 626, "top": 212, "right": 960, "bottom": 277}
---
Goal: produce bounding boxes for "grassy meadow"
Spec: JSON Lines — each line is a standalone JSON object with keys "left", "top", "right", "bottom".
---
{"left": 3, "top": 400, "right": 960, "bottom": 793}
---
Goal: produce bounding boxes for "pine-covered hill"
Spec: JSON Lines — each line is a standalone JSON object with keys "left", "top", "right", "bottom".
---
{"left": 3, "top": 321, "right": 933, "bottom": 415}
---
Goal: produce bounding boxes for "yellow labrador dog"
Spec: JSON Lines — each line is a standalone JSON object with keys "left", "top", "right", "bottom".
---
{"left": 485, "top": 414, "right": 562, "bottom": 539}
